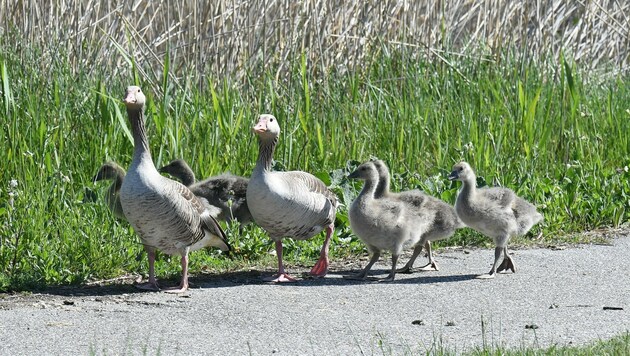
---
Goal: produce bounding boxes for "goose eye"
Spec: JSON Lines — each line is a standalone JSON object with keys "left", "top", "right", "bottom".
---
{"left": 269, "top": 118, "right": 274, "bottom": 122}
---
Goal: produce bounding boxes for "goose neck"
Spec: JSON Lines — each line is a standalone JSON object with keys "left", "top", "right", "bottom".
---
{"left": 113, "top": 173, "right": 124, "bottom": 192}
{"left": 179, "top": 170, "right": 196, "bottom": 186}
{"left": 254, "top": 136, "right": 277, "bottom": 174}
{"left": 128, "top": 108, "right": 152, "bottom": 164}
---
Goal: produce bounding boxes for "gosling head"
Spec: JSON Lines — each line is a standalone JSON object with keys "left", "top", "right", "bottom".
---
{"left": 372, "top": 159, "right": 389, "bottom": 177}
{"left": 123, "top": 85, "right": 146, "bottom": 111}
{"left": 253, "top": 114, "right": 280, "bottom": 140}
{"left": 448, "top": 161, "right": 474, "bottom": 182}
{"left": 348, "top": 161, "right": 379, "bottom": 181}
{"left": 158, "top": 159, "right": 190, "bottom": 176}
{"left": 93, "top": 162, "right": 124, "bottom": 183}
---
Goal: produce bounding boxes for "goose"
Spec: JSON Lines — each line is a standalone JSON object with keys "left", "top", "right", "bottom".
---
{"left": 372, "top": 160, "right": 462, "bottom": 272}
{"left": 119, "top": 85, "right": 230, "bottom": 293}
{"left": 93, "top": 161, "right": 126, "bottom": 220}
{"left": 346, "top": 161, "right": 426, "bottom": 281}
{"left": 448, "top": 161, "right": 543, "bottom": 279}
{"left": 158, "top": 159, "right": 252, "bottom": 226}
{"left": 246, "top": 114, "right": 337, "bottom": 283}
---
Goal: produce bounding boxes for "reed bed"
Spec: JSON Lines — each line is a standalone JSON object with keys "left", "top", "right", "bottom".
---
{"left": 1, "top": 0, "right": 628, "bottom": 85}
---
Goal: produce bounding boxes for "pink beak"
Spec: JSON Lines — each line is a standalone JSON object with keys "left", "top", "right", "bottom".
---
{"left": 123, "top": 92, "right": 136, "bottom": 104}
{"left": 253, "top": 121, "right": 267, "bottom": 134}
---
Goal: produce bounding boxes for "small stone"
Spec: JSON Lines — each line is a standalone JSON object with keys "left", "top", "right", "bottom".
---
{"left": 549, "top": 303, "right": 559, "bottom": 309}
{"left": 411, "top": 319, "right": 424, "bottom": 326}
{"left": 603, "top": 306, "right": 623, "bottom": 311}
{"left": 446, "top": 321, "right": 456, "bottom": 326}
{"left": 525, "top": 324, "right": 539, "bottom": 329}
{"left": 63, "top": 300, "right": 75, "bottom": 306}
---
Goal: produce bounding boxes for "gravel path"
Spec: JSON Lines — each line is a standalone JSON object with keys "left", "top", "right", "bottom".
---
{"left": 1, "top": 231, "right": 628, "bottom": 355}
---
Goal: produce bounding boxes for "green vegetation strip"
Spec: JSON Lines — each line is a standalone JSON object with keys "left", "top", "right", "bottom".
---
{"left": 0, "top": 40, "right": 629, "bottom": 291}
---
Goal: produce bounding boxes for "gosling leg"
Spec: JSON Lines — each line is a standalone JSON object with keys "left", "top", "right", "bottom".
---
{"left": 344, "top": 250, "right": 380, "bottom": 280}
{"left": 381, "top": 254, "right": 399, "bottom": 282}
{"left": 418, "top": 241, "right": 439, "bottom": 271}
{"left": 396, "top": 243, "right": 423, "bottom": 274}
{"left": 477, "top": 246, "right": 503, "bottom": 279}
{"left": 496, "top": 246, "right": 516, "bottom": 273}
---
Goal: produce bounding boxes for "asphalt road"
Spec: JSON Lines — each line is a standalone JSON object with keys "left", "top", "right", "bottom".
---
{"left": 1, "top": 231, "right": 628, "bottom": 355}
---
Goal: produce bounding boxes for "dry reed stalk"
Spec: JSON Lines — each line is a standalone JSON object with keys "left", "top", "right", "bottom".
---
{"left": 0, "top": 0, "right": 627, "bottom": 85}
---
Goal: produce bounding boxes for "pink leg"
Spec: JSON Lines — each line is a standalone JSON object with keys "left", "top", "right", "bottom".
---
{"left": 263, "top": 240, "right": 297, "bottom": 283}
{"left": 136, "top": 246, "right": 160, "bottom": 291}
{"left": 309, "top": 224, "right": 333, "bottom": 278}
{"left": 164, "top": 250, "right": 190, "bottom": 293}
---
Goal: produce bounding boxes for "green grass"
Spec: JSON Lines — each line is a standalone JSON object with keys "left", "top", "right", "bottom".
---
{"left": 468, "top": 331, "right": 630, "bottom": 356}
{"left": 367, "top": 331, "right": 630, "bottom": 355}
{"left": 0, "top": 35, "right": 629, "bottom": 291}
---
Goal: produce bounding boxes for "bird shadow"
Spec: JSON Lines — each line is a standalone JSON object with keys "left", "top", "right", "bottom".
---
{"left": 191, "top": 269, "right": 479, "bottom": 287}
{"left": 296, "top": 270, "right": 479, "bottom": 286}
{"left": 14, "top": 269, "right": 478, "bottom": 298}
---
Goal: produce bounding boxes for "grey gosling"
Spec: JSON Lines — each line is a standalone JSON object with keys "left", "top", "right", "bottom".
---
{"left": 93, "top": 161, "right": 126, "bottom": 220}
{"left": 372, "top": 160, "right": 462, "bottom": 272}
{"left": 346, "top": 161, "right": 427, "bottom": 281}
{"left": 246, "top": 114, "right": 337, "bottom": 283}
{"left": 158, "top": 159, "right": 252, "bottom": 226}
{"left": 119, "top": 85, "right": 230, "bottom": 293}
{"left": 448, "top": 161, "right": 543, "bottom": 279}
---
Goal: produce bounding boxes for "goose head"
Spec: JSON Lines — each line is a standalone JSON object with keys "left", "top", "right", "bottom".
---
{"left": 253, "top": 114, "right": 280, "bottom": 141}
{"left": 348, "top": 161, "right": 379, "bottom": 181}
{"left": 448, "top": 161, "right": 474, "bottom": 182}
{"left": 123, "top": 85, "right": 146, "bottom": 111}
{"left": 93, "top": 162, "right": 124, "bottom": 183}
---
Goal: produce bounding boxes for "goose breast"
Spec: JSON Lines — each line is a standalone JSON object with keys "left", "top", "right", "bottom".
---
{"left": 247, "top": 171, "right": 335, "bottom": 240}
{"left": 121, "top": 172, "right": 211, "bottom": 255}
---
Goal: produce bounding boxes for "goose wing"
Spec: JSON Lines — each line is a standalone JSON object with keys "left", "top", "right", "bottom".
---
{"left": 286, "top": 171, "right": 337, "bottom": 207}
{"left": 171, "top": 181, "right": 230, "bottom": 251}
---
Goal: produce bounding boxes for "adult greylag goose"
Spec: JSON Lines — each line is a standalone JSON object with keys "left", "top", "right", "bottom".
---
{"left": 93, "top": 161, "right": 126, "bottom": 220}
{"left": 346, "top": 161, "right": 426, "bottom": 281}
{"left": 159, "top": 159, "right": 252, "bottom": 226}
{"left": 119, "top": 85, "right": 230, "bottom": 293}
{"left": 372, "top": 160, "right": 462, "bottom": 272}
{"left": 246, "top": 114, "right": 337, "bottom": 282}
{"left": 448, "top": 161, "right": 543, "bottom": 279}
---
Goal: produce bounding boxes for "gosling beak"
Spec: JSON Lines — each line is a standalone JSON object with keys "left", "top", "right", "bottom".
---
{"left": 348, "top": 170, "right": 359, "bottom": 179}
{"left": 447, "top": 171, "right": 458, "bottom": 181}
